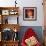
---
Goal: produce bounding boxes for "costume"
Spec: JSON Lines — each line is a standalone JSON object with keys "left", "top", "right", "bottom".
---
{"left": 21, "top": 28, "right": 41, "bottom": 46}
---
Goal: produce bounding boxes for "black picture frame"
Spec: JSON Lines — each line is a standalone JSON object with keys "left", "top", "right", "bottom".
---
{"left": 23, "top": 7, "right": 37, "bottom": 21}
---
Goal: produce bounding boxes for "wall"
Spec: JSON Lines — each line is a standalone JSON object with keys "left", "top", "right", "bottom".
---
{"left": 0, "top": 0, "right": 44, "bottom": 26}
{"left": 19, "top": 0, "right": 44, "bottom": 26}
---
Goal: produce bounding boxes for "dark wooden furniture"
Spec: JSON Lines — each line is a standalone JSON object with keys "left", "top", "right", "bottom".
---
{"left": 2, "top": 41, "right": 19, "bottom": 46}
{"left": 0, "top": 24, "right": 20, "bottom": 31}
{"left": 0, "top": 7, "right": 19, "bottom": 24}
{"left": 0, "top": 7, "right": 20, "bottom": 46}
{"left": 0, "top": 41, "right": 2, "bottom": 46}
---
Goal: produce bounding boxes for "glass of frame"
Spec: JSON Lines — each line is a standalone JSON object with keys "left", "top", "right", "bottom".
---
{"left": 2, "top": 10, "right": 9, "bottom": 15}
{"left": 23, "top": 7, "right": 37, "bottom": 21}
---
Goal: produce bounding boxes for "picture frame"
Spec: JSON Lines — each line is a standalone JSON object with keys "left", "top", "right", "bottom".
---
{"left": 23, "top": 7, "right": 37, "bottom": 21}
{"left": 2, "top": 10, "right": 9, "bottom": 15}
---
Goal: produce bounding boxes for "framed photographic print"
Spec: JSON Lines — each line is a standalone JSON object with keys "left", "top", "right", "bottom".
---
{"left": 2, "top": 10, "right": 9, "bottom": 15}
{"left": 23, "top": 7, "right": 37, "bottom": 21}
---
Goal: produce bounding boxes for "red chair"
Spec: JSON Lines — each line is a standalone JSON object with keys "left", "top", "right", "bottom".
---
{"left": 21, "top": 28, "right": 41, "bottom": 46}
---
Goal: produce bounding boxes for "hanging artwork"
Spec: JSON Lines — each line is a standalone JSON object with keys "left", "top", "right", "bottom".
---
{"left": 23, "top": 7, "right": 37, "bottom": 21}
{"left": 2, "top": 10, "right": 9, "bottom": 15}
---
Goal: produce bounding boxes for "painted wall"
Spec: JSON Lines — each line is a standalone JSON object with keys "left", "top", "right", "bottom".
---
{"left": 0, "top": 0, "right": 44, "bottom": 26}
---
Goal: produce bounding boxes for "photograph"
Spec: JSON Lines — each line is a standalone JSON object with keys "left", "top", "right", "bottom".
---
{"left": 2, "top": 10, "right": 9, "bottom": 15}
{"left": 23, "top": 7, "right": 37, "bottom": 21}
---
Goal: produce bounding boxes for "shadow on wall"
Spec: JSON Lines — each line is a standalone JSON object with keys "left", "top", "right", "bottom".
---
{"left": 18, "top": 26, "right": 43, "bottom": 44}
